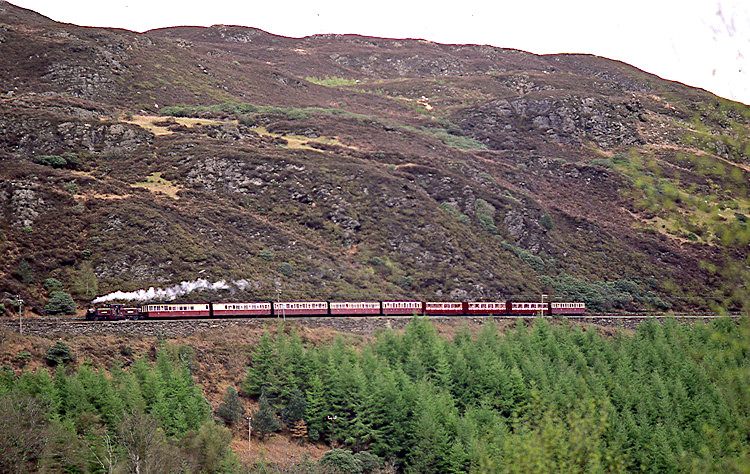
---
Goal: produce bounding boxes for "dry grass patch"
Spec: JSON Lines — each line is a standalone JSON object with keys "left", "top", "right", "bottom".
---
{"left": 75, "top": 192, "right": 132, "bottom": 201}
{"left": 251, "top": 126, "right": 359, "bottom": 152}
{"left": 132, "top": 171, "right": 182, "bottom": 199}
{"left": 124, "top": 114, "right": 234, "bottom": 135}
{"left": 233, "top": 433, "right": 328, "bottom": 469}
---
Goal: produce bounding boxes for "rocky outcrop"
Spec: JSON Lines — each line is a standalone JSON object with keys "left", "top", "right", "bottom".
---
{"left": 0, "top": 106, "right": 152, "bottom": 156}
{"left": 456, "top": 94, "right": 645, "bottom": 150}
{"left": 0, "top": 178, "right": 45, "bottom": 229}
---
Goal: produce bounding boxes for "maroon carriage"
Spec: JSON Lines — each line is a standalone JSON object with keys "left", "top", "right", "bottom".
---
{"left": 381, "top": 301, "right": 424, "bottom": 316}
{"left": 550, "top": 302, "right": 586, "bottom": 315}
{"left": 424, "top": 301, "right": 466, "bottom": 315}
{"left": 467, "top": 301, "right": 507, "bottom": 315}
{"left": 212, "top": 302, "right": 272, "bottom": 317}
{"left": 507, "top": 301, "right": 549, "bottom": 315}
{"left": 140, "top": 303, "right": 211, "bottom": 318}
{"left": 329, "top": 301, "right": 381, "bottom": 316}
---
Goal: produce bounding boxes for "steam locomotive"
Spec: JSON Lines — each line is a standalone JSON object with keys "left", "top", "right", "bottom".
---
{"left": 85, "top": 300, "right": 585, "bottom": 320}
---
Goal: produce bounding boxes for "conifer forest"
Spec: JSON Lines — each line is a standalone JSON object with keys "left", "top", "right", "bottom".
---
{"left": 2, "top": 317, "right": 748, "bottom": 472}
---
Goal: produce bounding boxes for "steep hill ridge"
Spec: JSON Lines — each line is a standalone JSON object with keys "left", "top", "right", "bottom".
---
{"left": 0, "top": 1, "right": 747, "bottom": 313}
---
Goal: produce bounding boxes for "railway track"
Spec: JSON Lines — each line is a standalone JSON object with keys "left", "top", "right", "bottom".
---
{"left": 0, "top": 313, "right": 741, "bottom": 339}
{"left": 52, "top": 311, "right": 743, "bottom": 322}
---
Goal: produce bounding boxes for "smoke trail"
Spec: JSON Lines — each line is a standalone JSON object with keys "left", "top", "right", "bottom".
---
{"left": 92, "top": 278, "right": 232, "bottom": 304}
{"left": 233, "top": 279, "right": 252, "bottom": 290}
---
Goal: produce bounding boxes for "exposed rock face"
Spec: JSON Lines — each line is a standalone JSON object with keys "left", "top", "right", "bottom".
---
{"left": 456, "top": 95, "right": 644, "bottom": 149}
{"left": 329, "top": 52, "right": 467, "bottom": 77}
{"left": 185, "top": 156, "right": 262, "bottom": 194}
{"left": 0, "top": 179, "right": 45, "bottom": 229}
{"left": 0, "top": 105, "right": 152, "bottom": 156}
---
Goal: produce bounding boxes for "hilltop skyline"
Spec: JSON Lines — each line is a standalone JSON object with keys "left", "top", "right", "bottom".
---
{"left": 7, "top": 0, "right": 749, "bottom": 105}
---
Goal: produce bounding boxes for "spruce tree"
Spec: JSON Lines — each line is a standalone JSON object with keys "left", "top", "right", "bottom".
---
{"left": 44, "top": 291, "right": 77, "bottom": 315}
{"left": 251, "top": 392, "right": 281, "bottom": 440}
{"left": 305, "top": 375, "right": 327, "bottom": 441}
{"left": 242, "top": 333, "right": 276, "bottom": 397}
{"left": 281, "top": 389, "right": 306, "bottom": 427}
{"left": 216, "top": 386, "right": 245, "bottom": 426}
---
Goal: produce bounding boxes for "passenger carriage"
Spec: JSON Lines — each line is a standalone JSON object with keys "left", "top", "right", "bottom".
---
{"left": 467, "top": 301, "right": 507, "bottom": 315}
{"left": 381, "top": 301, "right": 424, "bottom": 316}
{"left": 212, "top": 302, "right": 272, "bottom": 317}
{"left": 550, "top": 302, "right": 586, "bottom": 315}
{"left": 329, "top": 301, "right": 381, "bottom": 316}
{"left": 424, "top": 301, "right": 466, "bottom": 315}
{"left": 140, "top": 303, "right": 211, "bottom": 318}
{"left": 507, "top": 301, "right": 549, "bottom": 315}
{"left": 273, "top": 301, "right": 328, "bottom": 316}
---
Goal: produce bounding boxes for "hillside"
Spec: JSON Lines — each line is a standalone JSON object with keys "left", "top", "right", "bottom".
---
{"left": 0, "top": 1, "right": 748, "bottom": 314}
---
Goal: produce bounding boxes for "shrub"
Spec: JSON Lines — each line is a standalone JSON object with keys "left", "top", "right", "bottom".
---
{"left": 16, "top": 259, "right": 32, "bottom": 284}
{"left": 16, "top": 351, "right": 31, "bottom": 361}
{"left": 62, "top": 182, "right": 79, "bottom": 194}
{"left": 238, "top": 114, "right": 257, "bottom": 127}
{"left": 258, "top": 249, "right": 274, "bottom": 261}
{"left": 44, "top": 291, "right": 76, "bottom": 315}
{"left": 354, "top": 452, "right": 382, "bottom": 474}
{"left": 45, "top": 341, "right": 74, "bottom": 366}
{"left": 32, "top": 153, "right": 79, "bottom": 169}
{"left": 285, "top": 109, "right": 309, "bottom": 120}
{"left": 278, "top": 262, "right": 295, "bottom": 278}
{"left": 540, "top": 213, "right": 554, "bottom": 230}
{"left": 319, "top": 449, "right": 362, "bottom": 473}
{"left": 398, "top": 275, "right": 414, "bottom": 289}
{"left": 33, "top": 154, "right": 67, "bottom": 168}
{"left": 518, "top": 250, "right": 546, "bottom": 272}
{"left": 44, "top": 278, "right": 62, "bottom": 292}
{"left": 440, "top": 202, "right": 471, "bottom": 225}
{"left": 475, "top": 199, "right": 498, "bottom": 234}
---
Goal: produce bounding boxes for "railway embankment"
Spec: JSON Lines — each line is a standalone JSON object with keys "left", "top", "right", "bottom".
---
{"left": 0, "top": 315, "right": 733, "bottom": 338}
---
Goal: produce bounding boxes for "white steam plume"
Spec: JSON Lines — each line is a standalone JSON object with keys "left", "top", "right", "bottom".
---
{"left": 92, "top": 278, "right": 233, "bottom": 304}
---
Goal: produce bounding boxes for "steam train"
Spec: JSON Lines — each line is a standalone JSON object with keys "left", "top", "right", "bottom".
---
{"left": 85, "top": 300, "right": 585, "bottom": 320}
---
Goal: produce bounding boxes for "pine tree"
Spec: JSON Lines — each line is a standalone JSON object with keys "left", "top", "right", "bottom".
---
{"left": 407, "top": 410, "right": 452, "bottom": 473}
{"left": 17, "top": 258, "right": 33, "bottom": 284}
{"left": 44, "top": 291, "right": 77, "bottom": 315}
{"left": 365, "top": 368, "right": 412, "bottom": 460}
{"left": 216, "top": 386, "right": 245, "bottom": 426}
{"left": 251, "top": 392, "right": 281, "bottom": 440}
{"left": 281, "top": 389, "right": 306, "bottom": 427}
{"left": 242, "top": 333, "right": 276, "bottom": 397}
{"left": 305, "top": 375, "right": 327, "bottom": 441}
